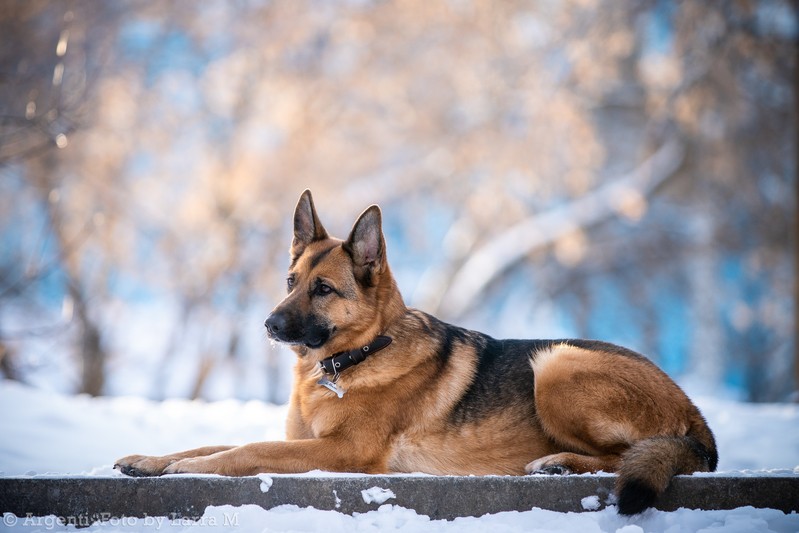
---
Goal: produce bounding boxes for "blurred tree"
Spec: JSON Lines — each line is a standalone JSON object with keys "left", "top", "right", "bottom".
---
{"left": 0, "top": 0, "right": 794, "bottom": 401}
{"left": 0, "top": 1, "right": 123, "bottom": 395}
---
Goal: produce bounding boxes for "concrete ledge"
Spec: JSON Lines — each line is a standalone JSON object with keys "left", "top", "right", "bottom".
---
{"left": 2, "top": 475, "right": 797, "bottom": 524}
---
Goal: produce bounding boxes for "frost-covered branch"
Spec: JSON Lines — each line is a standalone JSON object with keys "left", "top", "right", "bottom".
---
{"left": 438, "top": 139, "right": 685, "bottom": 318}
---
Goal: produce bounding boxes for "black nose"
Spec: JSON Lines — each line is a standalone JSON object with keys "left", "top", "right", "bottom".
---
{"left": 264, "top": 313, "right": 286, "bottom": 336}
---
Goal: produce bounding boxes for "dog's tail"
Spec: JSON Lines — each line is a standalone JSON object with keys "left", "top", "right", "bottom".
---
{"left": 616, "top": 416, "right": 718, "bottom": 515}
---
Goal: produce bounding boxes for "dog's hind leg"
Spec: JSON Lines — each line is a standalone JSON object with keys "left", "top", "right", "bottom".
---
{"left": 525, "top": 452, "right": 621, "bottom": 475}
{"left": 529, "top": 342, "right": 717, "bottom": 515}
{"left": 528, "top": 342, "right": 684, "bottom": 475}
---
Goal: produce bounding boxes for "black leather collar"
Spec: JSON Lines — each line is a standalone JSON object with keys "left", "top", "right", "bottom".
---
{"left": 319, "top": 335, "right": 392, "bottom": 378}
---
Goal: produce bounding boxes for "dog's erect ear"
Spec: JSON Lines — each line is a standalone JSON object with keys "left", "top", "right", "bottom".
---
{"left": 292, "top": 190, "right": 328, "bottom": 259}
{"left": 343, "top": 205, "right": 385, "bottom": 286}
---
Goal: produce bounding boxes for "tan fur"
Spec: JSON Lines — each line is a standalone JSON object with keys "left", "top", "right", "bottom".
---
{"left": 530, "top": 343, "right": 698, "bottom": 459}
{"left": 115, "top": 191, "right": 716, "bottom": 515}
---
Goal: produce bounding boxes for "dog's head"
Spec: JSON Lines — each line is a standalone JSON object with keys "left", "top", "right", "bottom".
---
{"left": 264, "top": 190, "right": 403, "bottom": 357}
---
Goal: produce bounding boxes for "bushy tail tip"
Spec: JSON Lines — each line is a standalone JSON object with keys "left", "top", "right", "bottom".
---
{"left": 616, "top": 478, "right": 658, "bottom": 516}
{"left": 615, "top": 434, "right": 716, "bottom": 515}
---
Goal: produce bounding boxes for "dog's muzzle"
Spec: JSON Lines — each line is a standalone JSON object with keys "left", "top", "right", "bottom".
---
{"left": 264, "top": 311, "right": 331, "bottom": 349}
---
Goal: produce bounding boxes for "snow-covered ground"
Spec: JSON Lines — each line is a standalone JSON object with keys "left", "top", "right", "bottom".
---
{"left": 0, "top": 380, "right": 797, "bottom": 532}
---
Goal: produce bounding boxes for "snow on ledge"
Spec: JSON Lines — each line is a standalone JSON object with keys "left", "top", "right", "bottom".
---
{"left": 361, "top": 486, "right": 396, "bottom": 504}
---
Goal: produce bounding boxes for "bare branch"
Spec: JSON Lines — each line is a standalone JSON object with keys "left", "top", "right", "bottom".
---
{"left": 438, "top": 139, "right": 686, "bottom": 319}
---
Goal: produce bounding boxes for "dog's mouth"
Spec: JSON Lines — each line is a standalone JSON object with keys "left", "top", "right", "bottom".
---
{"left": 303, "top": 335, "right": 328, "bottom": 349}
{"left": 301, "top": 325, "right": 336, "bottom": 350}
{"left": 267, "top": 332, "right": 329, "bottom": 349}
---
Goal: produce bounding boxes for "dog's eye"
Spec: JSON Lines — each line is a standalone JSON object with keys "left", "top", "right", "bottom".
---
{"left": 286, "top": 276, "right": 295, "bottom": 292}
{"left": 316, "top": 283, "right": 333, "bottom": 296}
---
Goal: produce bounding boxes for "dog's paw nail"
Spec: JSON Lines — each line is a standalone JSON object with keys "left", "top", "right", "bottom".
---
{"left": 119, "top": 465, "right": 147, "bottom": 477}
{"left": 532, "top": 465, "right": 571, "bottom": 476}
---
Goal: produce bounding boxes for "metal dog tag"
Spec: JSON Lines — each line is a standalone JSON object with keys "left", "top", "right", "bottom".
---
{"left": 318, "top": 376, "right": 346, "bottom": 398}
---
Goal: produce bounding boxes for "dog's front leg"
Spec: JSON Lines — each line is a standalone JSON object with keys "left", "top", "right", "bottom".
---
{"left": 163, "top": 437, "right": 385, "bottom": 476}
{"left": 115, "top": 445, "right": 236, "bottom": 477}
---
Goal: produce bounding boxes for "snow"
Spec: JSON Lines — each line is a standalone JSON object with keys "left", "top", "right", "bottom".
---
{"left": 361, "top": 486, "right": 396, "bottom": 505}
{"left": 1, "top": 379, "right": 798, "bottom": 532}
{"left": 3, "top": 505, "right": 797, "bottom": 533}
{"left": 257, "top": 474, "right": 273, "bottom": 493}
{"left": 582, "top": 495, "right": 602, "bottom": 511}
{"left": 0, "top": 381, "right": 286, "bottom": 475}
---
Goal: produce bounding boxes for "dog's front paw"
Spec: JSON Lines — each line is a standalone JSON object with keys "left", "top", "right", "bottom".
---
{"left": 114, "top": 454, "right": 174, "bottom": 477}
{"left": 162, "top": 457, "right": 221, "bottom": 475}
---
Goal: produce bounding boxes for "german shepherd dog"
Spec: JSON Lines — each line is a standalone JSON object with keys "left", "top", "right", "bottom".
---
{"left": 116, "top": 190, "right": 718, "bottom": 515}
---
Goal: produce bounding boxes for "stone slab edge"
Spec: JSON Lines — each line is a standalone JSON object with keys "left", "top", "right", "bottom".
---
{"left": 1, "top": 475, "right": 797, "bottom": 524}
